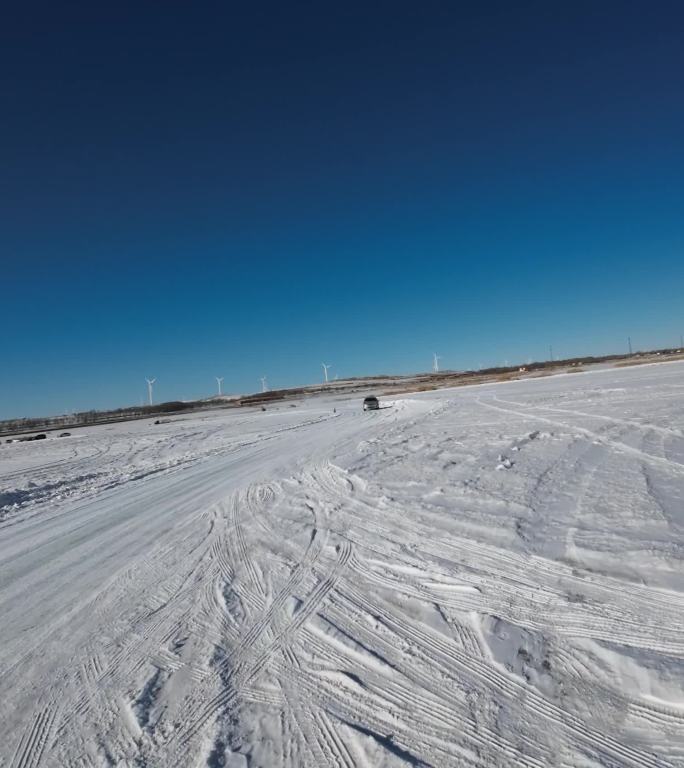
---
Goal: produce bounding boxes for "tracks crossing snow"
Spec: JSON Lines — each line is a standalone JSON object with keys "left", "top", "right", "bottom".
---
{"left": 2, "top": 369, "right": 684, "bottom": 766}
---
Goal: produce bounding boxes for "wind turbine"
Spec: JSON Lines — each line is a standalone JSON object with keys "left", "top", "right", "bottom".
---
{"left": 322, "top": 363, "right": 332, "bottom": 383}
{"left": 216, "top": 376, "right": 224, "bottom": 396}
{"left": 145, "top": 378, "right": 156, "bottom": 406}
{"left": 433, "top": 353, "right": 441, "bottom": 373}
{"left": 260, "top": 376, "right": 268, "bottom": 393}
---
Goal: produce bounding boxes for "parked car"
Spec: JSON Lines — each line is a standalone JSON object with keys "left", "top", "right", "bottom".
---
{"left": 363, "top": 396, "right": 380, "bottom": 411}
{"left": 60, "top": 432, "right": 71, "bottom": 437}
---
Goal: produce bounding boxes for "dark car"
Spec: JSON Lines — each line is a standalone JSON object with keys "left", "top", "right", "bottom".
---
{"left": 363, "top": 396, "right": 380, "bottom": 411}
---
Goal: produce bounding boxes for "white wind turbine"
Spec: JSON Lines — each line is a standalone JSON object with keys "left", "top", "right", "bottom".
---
{"left": 216, "top": 376, "right": 224, "bottom": 396}
{"left": 322, "top": 363, "right": 332, "bottom": 383}
{"left": 260, "top": 376, "right": 268, "bottom": 393}
{"left": 146, "top": 378, "right": 156, "bottom": 406}
{"left": 433, "top": 353, "right": 441, "bottom": 373}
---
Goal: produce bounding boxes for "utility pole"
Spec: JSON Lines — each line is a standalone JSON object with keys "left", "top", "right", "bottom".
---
{"left": 628, "top": 337, "right": 632, "bottom": 355}
{"left": 433, "top": 353, "right": 440, "bottom": 373}
{"left": 549, "top": 345, "right": 553, "bottom": 362}
{"left": 260, "top": 376, "right": 268, "bottom": 393}
{"left": 216, "top": 377, "right": 224, "bottom": 396}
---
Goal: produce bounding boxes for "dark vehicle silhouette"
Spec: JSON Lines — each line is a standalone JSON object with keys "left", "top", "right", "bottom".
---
{"left": 363, "top": 396, "right": 380, "bottom": 411}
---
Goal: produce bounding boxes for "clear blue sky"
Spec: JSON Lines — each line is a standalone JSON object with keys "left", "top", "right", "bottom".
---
{"left": 2, "top": 1, "right": 684, "bottom": 418}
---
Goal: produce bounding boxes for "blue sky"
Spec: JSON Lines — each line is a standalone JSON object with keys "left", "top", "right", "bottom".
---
{"left": 2, "top": 2, "right": 684, "bottom": 418}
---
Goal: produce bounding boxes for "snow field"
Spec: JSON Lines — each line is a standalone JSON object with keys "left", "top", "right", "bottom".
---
{"left": 1, "top": 363, "right": 684, "bottom": 766}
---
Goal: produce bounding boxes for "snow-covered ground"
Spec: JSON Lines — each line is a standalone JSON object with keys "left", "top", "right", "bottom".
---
{"left": 1, "top": 362, "right": 684, "bottom": 767}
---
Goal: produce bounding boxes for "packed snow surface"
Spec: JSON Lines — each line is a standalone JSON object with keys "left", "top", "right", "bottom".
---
{"left": 2, "top": 362, "right": 684, "bottom": 767}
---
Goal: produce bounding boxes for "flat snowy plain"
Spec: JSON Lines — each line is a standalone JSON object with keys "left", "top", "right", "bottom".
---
{"left": 2, "top": 362, "right": 684, "bottom": 767}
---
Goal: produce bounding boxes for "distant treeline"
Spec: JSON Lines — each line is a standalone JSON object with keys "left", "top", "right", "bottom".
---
{"left": 466, "top": 348, "right": 682, "bottom": 377}
{"left": 0, "top": 400, "right": 200, "bottom": 437}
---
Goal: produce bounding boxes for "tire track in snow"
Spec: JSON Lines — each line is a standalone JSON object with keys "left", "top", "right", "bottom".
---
{"left": 313, "top": 462, "right": 684, "bottom": 655}
{"left": 229, "top": 490, "right": 267, "bottom": 606}
{"left": 271, "top": 653, "right": 472, "bottom": 767}
{"left": 278, "top": 684, "right": 333, "bottom": 768}
{"left": 481, "top": 396, "right": 684, "bottom": 476}
{"left": 9, "top": 701, "right": 60, "bottom": 768}
{"left": 166, "top": 540, "right": 352, "bottom": 766}
{"left": 337, "top": 581, "right": 671, "bottom": 768}
{"left": 501, "top": 397, "right": 684, "bottom": 440}
{"left": 279, "top": 686, "right": 324, "bottom": 768}
{"left": 303, "top": 609, "right": 549, "bottom": 767}
{"left": 313, "top": 710, "right": 356, "bottom": 768}
{"left": 201, "top": 499, "right": 328, "bottom": 687}
{"left": 50, "top": 510, "right": 219, "bottom": 751}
